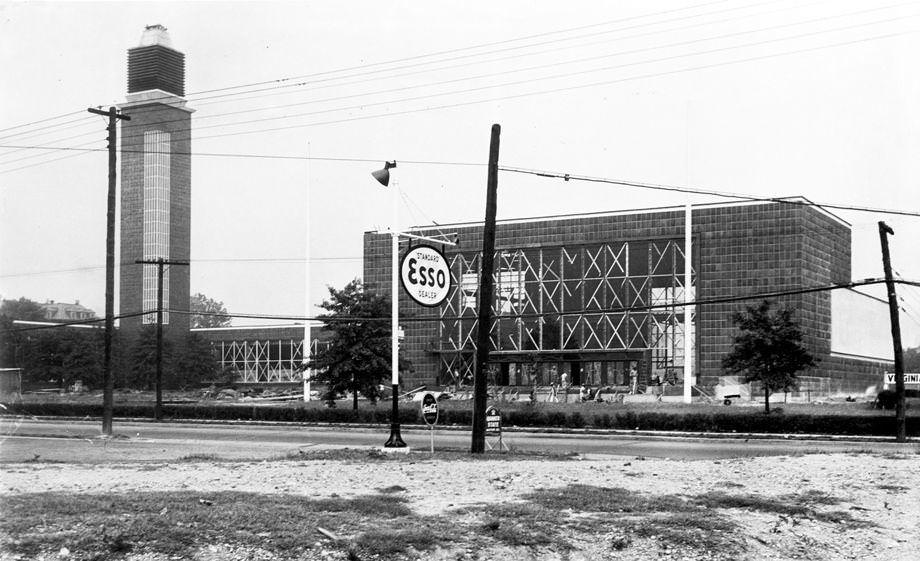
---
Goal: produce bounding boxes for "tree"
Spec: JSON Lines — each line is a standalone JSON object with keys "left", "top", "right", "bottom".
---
{"left": 1, "top": 297, "right": 47, "bottom": 367}
{"left": 904, "top": 346, "right": 920, "bottom": 373}
{"left": 19, "top": 328, "right": 103, "bottom": 390}
{"left": 190, "top": 293, "right": 231, "bottom": 328}
{"left": 122, "top": 326, "right": 220, "bottom": 390}
{"left": 1, "top": 297, "right": 46, "bottom": 322}
{"left": 722, "top": 300, "right": 816, "bottom": 414}
{"left": 307, "top": 279, "right": 410, "bottom": 410}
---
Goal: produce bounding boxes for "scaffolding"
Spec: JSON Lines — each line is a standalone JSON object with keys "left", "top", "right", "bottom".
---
{"left": 435, "top": 240, "right": 695, "bottom": 384}
{"left": 217, "top": 338, "right": 328, "bottom": 384}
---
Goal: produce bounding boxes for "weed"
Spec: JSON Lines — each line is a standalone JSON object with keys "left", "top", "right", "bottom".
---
{"left": 353, "top": 528, "right": 440, "bottom": 555}
{"left": 176, "top": 453, "right": 220, "bottom": 462}
{"left": 877, "top": 484, "right": 908, "bottom": 492}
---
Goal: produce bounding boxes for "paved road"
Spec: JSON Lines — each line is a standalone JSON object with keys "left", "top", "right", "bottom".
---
{"left": 1, "top": 418, "right": 916, "bottom": 463}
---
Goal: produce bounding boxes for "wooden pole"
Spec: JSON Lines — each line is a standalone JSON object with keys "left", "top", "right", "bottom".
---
{"left": 878, "top": 221, "right": 906, "bottom": 442}
{"left": 87, "top": 107, "right": 130, "bottom": 436}
{"left": 472, "top": 124, "right": 501, "bottom": 454}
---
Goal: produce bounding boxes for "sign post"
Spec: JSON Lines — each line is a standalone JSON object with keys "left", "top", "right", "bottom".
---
{"left": 421, "top": 392, "right": 439, "bottom": 453}
{"left": 484, "top": 405, "right": 506, "bottom": 452}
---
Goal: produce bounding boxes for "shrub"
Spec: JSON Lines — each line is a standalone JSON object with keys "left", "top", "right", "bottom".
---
{"left": 876, "top": 390, "right": 897, "bottom": 410}
{"left": 3, "top": 401, "right": 918, "bottom": 436}
{"left": 565, "top": 412, "right": 586, "bottom": 428}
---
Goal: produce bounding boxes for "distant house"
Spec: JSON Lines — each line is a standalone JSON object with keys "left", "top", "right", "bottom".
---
{"left": 40, "top": 300, "right": 97, "bottom": 322}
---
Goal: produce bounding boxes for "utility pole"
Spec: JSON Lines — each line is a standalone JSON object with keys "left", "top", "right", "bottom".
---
{"left": 471, "top": 124, "right": 501, "bottom": 454}
{"left": 87, "top": 107, "right": 130, "bottom": 436}
{"left": 878, "top": 222, "right": 906, "bottom": 442}
{"left": 135, "top": 258, "right": 189, "bottom": 420}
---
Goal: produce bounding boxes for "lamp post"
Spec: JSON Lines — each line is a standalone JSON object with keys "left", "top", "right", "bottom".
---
{"left": 373, "top": 161, "right": 407, "bottom": 448}
{"left": 372, "top": 161, "right": 457, "bottom": 449}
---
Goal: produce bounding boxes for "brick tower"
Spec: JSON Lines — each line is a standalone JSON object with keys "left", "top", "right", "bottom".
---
{"left": 119, "top": 25, "right": 192, "bottom": 334}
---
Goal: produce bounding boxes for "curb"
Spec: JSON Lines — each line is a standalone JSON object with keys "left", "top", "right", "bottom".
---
{"left": 4, "top": 415, "right": 918, "bottom": 444}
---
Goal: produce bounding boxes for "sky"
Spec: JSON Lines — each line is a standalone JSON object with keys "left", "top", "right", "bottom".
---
{"left": 1, "top": 0, "right": 919, "bottom": 345}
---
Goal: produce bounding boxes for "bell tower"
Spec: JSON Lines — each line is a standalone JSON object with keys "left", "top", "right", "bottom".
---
{"left": 119, "top": 25, "right": 193, "bottom": 334}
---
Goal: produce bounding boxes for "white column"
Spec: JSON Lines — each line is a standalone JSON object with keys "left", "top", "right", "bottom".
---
{"left": 391, "top": 180, "right": 400, "bottom": 387}
{"left": 303, "top": 143, "right": 312, "bottom": 401}
{"left": 683, "top": 203, "right": 693, "bottom": 404}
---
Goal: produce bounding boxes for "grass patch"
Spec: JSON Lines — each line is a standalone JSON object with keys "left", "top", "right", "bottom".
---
{"left": 456, "top": 502, "right": 560, "bottom": 548}
{"left": 522, "top": 483, "right": 696, "bottom": 514}
{"left": 691, "top": 491, "right": 873, "bottom": 527}
{"left": 0, "top": 484, "right": 878, "bottom": 559}
{"left": 624, "top": 511, "right": 737, "bottom": 551}
{"left": 0, "top": 491, "right": 415, "bottom": 560}
{"left": 457, "top": 486, "right": 740, "bottom": 556}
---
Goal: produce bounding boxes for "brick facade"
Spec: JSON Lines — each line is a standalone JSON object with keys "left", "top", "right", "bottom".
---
{"left": 363, "top": 200, "right": 884, "bottom": 393}
{"left": 118, "top": 101, "right": 192, "bottom": 336}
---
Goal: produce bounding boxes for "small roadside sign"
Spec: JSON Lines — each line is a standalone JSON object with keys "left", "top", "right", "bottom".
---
{"left": 421, "top": 392, "right": 439, "bottom": 453}
{"left": 484, "top": 406, "right": 506, "bottom": 452}
{"left": 421, "top": 392, "right": 439, "bottom": 425}
{"left": 485, "top": 406, "right": 501, "bottom": 436}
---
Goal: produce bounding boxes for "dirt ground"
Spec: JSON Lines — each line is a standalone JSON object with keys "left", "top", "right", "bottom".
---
{"left": 2, "top": 447, "right": 919, "bottom": 561}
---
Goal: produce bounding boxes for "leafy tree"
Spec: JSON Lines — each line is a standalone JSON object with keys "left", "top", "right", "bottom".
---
{"left": 173, "top": 332, "right": 220, "bottom": 387}
{"left": 904, "top": 346, "right": 920, "bottom": 373}
{"left": 307, "top": 279, "right": 410, "bottom": 410}
{"left": 722, "top": 300, "right": 816, "bottom": 414}
{"left": 122, "top": 327, "right": 220, "bottom": 390}
{"left": 19, "top": 328, "right": 103, "bottom": 390}
{"left": 124, "top": 326, "right": 173, "bottom": 390}
{"left": 1, "top": 297, "right": 46, "bottom": 322}
{"left": 1, "top": 297, "right": 47, "bottom": 367}
{"left": 190, "top": 293, "right": 231, "bottom": 328}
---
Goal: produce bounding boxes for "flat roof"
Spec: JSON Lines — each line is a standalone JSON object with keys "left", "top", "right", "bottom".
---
{"left": 366, "top": 196, "right": 850, "bottom": 235}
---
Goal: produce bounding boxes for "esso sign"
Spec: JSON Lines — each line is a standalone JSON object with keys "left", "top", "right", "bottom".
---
{"left": 400, "top": 245, "right": 451, "bottom": 307}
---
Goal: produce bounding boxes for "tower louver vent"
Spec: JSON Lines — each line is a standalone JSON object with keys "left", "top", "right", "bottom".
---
{"left": 127, "top": 45, "right": 185, "bottom": 96}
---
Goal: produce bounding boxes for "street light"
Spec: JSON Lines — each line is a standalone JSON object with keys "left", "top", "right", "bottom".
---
{"left": 373, "top": 160, "right": 407, "bottom": 448}
{"left": 372, "top": 161, "right": 457, "bottom": 450}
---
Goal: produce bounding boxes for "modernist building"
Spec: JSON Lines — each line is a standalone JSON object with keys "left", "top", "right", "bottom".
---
{"left": 118, "top": 25, "right": 192, "bottom": 334}
{"left": 193, "top": 324, "right": 329, "bottom": 385}
{"left": 363, "top": 199, "right": 892, "bottom": 396}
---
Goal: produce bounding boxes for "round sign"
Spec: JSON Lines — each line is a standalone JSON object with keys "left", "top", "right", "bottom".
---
{"left": 421, "top": 392, "right": 439, "bottom": 425}
{"left": 399, "top": 245, "right": 452, "bottom": 307}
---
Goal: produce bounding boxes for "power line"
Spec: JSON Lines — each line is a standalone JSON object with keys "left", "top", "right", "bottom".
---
{"left": 499, "top": 166, "right": 920, "bottom": 218}
{"left": 2, "top": 310, "right": 149, "bottom": 333}
{"left": 0, "top": 144, "right": 482, "bottom": 173}
{"left": 0, "top": 0, "right": 899, "bottom": 146}
{"left": 0, "top": 111, "right": 89, "bottom": 137}
{"left": 163, "top": 278, "right": 920, "bottom": 322}
{"left": 119, "top": 0, "right": 894, "bottom": 129}
{"left": 0, "top": 257, "right": 364, "bottom": 279}
{"left": 0, "top": 149, "right": 98, "bottom": 175}
{"left": 4, "top": 25, "right": 913, "bottom": 177}
{"left": 2, "top": 140, "right": 916, "bottom": 221}
{"left": 114, "top": 11, "right": 916, "bottom": 146}
{"left": 159, "top": 0, "right": 786, "bottom": 112}
{"left": 110, "top": 0, "right": 751, "bottom": 120}
{"left": 6, "top": 278, "right": 920, "bottom": 334}
{"left": 174, "top": 29, "right": 920, "bottom": 144}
